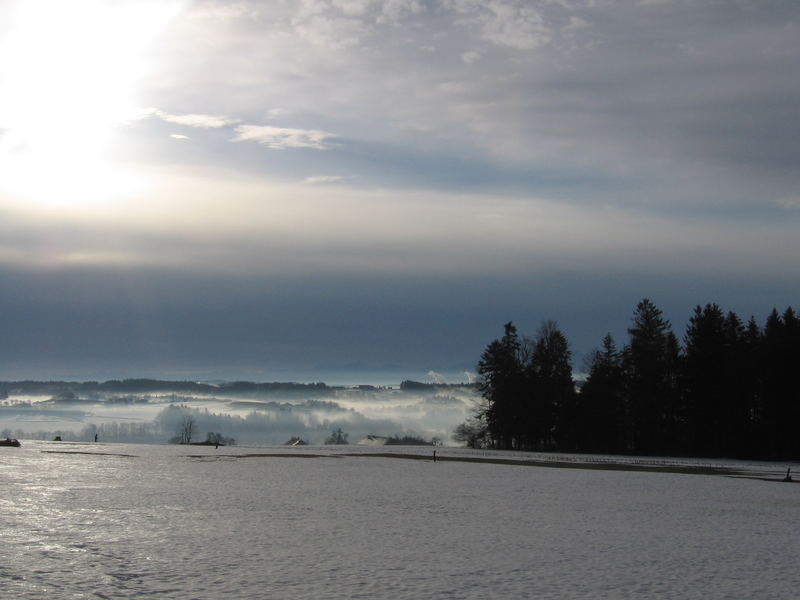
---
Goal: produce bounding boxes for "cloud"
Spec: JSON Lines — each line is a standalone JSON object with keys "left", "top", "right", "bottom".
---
{"left": 142, "top": 0, "right": 800, "bottom": 207}
{"left": 4, "top": 168, "right": 798, "bottom": 286}
{"left": 477, "top": 2, "right": 552, "bottom": 50}
{"left": 330, "top": 0, "right": 373, "bottom": 17}
{"left": 290, "top": 1, "right": 369, "bottom": 49}
{"left": 292, "top": 0, "right": 426, "bottom": 30}
{"left": 4, "top": 0, "right": 800, "bottom": 383}
{"left": 187, "top": 1, "right": 259, "bottom": 21}
{"left": 170, "top": 133, "right": 190, "bottom": 140}
{"left": 232, "top": 125, "right": 336, "bottom": 150}
{"left": 427, "top": 370, "right": 446, "bottom": 384}
{"left": 565, "top": 16, "right": 590, "bottom": 31}
{"left": 158, "top": 112, "right": 240, "bottom": 128}
{"left": 445, "top": 0, "right": 552, "bottom": 50}
{"left": 266, "top": 107, "right": 291, "bottom": 120}
{"left": 778, "top": 197, "right": 800, "bottom": 210}
{"left": 303, "top": 175, "right": 347, "bottom": 184}
{"left": 376, "top": 0, "right": 426, "bottom": 24}
{"left": 461, "top": 50, "right": 481, "bottom": 64}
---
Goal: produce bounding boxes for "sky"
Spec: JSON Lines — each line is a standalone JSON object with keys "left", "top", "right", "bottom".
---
{"left": 0, "top": 0, "right": 798, "bottom": 384}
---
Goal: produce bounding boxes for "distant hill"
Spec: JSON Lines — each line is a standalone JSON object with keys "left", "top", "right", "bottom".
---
{"left": 0, "top": 379, "right": 335, "bottom": 397}
{"left": 0, "top": 378, "right": 476, "bottom": 397}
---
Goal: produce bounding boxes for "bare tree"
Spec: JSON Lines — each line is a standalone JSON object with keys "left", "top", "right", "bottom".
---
{"left": 177, "top": 415, "right": 196, "bottom": 444}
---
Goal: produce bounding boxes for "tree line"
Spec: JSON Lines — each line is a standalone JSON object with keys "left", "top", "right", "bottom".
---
{"left": 455, "top": 299, "right": 800, "bottom": 460}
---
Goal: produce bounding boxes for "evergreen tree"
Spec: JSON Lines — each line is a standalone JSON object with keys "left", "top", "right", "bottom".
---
{"left": 578, "top": 334, "right": 625, "bottom": 453}
{"left": 663, "top": 330, "right": 684, "bottom": 450}
{"left": 783, "top": 308, "right": 800, "bottom": 459}
{"left": 525, "top": 321, "right": 575, "bottom": 451}
{"left": 722, "top": 311, "right": 758, "bottom": 457}
{"left": 683, "top": 304, "right": 729, "bottom": 456}
{"left": 461, "top": 303, "right": 797, "bottom": 459}
{"left": 477, "top": 322, "right": 524, "bottom": 449}
{"left": 519, "top": 321, "right": 574, "bottom": 450}
{"left": 759, "top": 309, "right": 784, "bottom": 458}
{"left": 622, "top": 299, "right": 681, "bottom": 455}
{"left": 758, "top": 308, "right": 800, "bottom": 459}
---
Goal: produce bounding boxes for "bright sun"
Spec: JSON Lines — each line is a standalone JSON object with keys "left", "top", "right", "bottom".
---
{"left": 0, "top": 0, "right": 181, "bottom": 210}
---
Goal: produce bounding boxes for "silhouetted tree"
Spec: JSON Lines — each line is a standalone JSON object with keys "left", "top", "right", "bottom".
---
{"left": 325, "top": 427, "right": 349, "bottom": 444}
{"left": 578, "top": 334, "right": 625, "bottom": 453}
{"left": 683, "top": 304, "right": 722, "bottom": 454}
{"left": 174, "top": 414, "right": 196, "bottom": 444}
{"left": 453, "top": 418, "right": 489, "bottom": 448}
{"left": 524, "top": 321, "right": 575, "bottom": 451}
{"left": 780, "top": 308, "right": 800, "bottom": 459}
{"left": 682, "top": 303, "right": 746, "bottom": 456}
{"left": 757, "top": 307, "right": 800, "bottom": 458}
{"left": 461, "top": 301, "right": 799, "bottom": 459}
{"left": 721, "top": 311, "right": 759, "bottom": 457}
{"left": 477, "top": 322, "right": 524, "bottom": 449}
{"left": 741, "top": 317, "right": 764, "bottom": 453}
{"left": 206, "top": 432, "right": 235, "bottom": 446}
{"left": 622, "top": 299, "right": 681, "bottom": 455}
{"left": 453, "top": 395, "right": 491, "bottom": 448}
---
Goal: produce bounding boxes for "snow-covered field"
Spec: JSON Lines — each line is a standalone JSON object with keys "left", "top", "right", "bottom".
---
{"left": 1, "top": 442, "right": 798, "bottom": 599}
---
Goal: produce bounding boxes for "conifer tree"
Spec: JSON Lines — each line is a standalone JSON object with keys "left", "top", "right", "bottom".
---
{"left": 721, "top": 311, "right": 758, "bottom": 457}
{"left": 683, "top": 304, "right": 728, "bottom": 456}
{"left": 759, "top": 308, "right": 800, "bottom": 458}
{"left": 459, "top": 302, "right": 798, "bottom": 459}
{"left": 579, "top": 334, "right": 625, "bottom": 452}
{"left": 622, "top": 299, "right": 681, "bottom": 455}
{"left": 477, "top": 322, "right": 523, "bottom": 449}
{"left": 759, "top": 309, "right": 784, "bottom": 457}
{"left": 526, "top": 321, "right": 575, "bottom": 451}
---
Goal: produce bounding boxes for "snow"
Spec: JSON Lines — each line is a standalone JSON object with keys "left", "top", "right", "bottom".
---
{"left": 1, "top": 442, "right": 798, "bottom": 599}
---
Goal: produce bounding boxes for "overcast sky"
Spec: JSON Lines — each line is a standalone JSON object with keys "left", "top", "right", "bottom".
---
{"left": 1, "top": 0, "right": 798, "bottom": 383}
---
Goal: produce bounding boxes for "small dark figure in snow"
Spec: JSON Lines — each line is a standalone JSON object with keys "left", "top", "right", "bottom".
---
{"left": 783, "top": 468, "right": 792, "bottom": 482}
{"left": 94, "top": 433, "right": 98, "bottom": 443}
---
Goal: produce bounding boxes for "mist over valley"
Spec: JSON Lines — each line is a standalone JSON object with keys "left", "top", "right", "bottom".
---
{"left": 0, "top": 379, "right": 477, "bottom": 446}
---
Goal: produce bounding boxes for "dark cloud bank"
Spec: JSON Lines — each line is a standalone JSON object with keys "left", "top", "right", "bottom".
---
{"left": 1, "top": 261, "right": 797, "bottom": 383}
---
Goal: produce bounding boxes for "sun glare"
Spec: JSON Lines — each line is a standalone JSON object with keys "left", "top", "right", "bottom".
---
{"left": 0, "top": 0, "right": 182, "bottom": 210}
